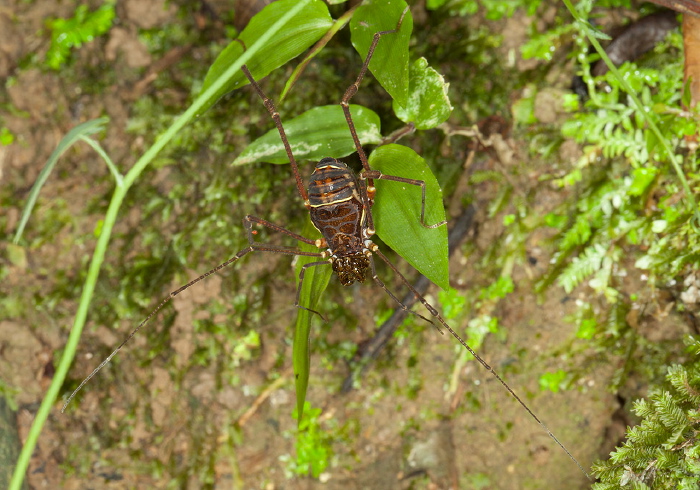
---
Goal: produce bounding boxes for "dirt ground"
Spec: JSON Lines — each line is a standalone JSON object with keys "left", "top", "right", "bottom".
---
{"left": 1, "top": 0, "right": 689, "bottom": 489}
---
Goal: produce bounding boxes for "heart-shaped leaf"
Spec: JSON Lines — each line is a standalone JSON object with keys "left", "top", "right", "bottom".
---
{"left": 350, "top": 0, "right": 411, "bottom": 108}
{"left": 370, "top": 144, "right": 449, "bottom": 290}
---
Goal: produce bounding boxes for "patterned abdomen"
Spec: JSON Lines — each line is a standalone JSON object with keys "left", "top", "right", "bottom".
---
{"left": 308, "top": 158, "right": 366, "bottom": 256}
{"left": 308, "top": 158, "right": 369, "bottom": 285}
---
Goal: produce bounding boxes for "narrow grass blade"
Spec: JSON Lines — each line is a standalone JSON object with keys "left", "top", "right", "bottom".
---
{"left": 13, "top": 117, "right": 109, "bottom": 244}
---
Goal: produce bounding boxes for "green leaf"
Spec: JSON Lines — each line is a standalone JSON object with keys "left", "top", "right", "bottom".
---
{"left": 393, "top": 58, "right": 453, "bottom": 130}
{"left": 293, "top": 219, "right": 332, "bottom": 424}
{"left": 6, "top": 243, "right": 27, "bottom": 269}
{"left": 558, "top": 243, "right": 606, "bottom": 293}
{"left": 198, "top": 0, "right": 332, "bottom": 114}
{"left": 370, "top": 144, "right": 449, "bottom": 290}
{"left": 350, "top": 0, "right": 411, "bottom": 108}
{"left": 278, "top": 9, "right": 354, "bottom": 103}
{"left": 232, "top": 104, "right": 381, "bottom": 165}
{"left": 479, "top": 0, "right": 519, "bottom": 20}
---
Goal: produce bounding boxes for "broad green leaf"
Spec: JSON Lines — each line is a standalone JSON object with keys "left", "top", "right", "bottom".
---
{"left": 370, "top": 144, "right": 449, "bottom": 290}
{"left": 350, "top": 0, "right": 411, "bottom": 108}
{"left": 198, "top": 0, "right": 332, "bottom": 114}
{"left": 233, "top": 105, "right": 381, "bottom": 165}
{"left": 393, "top": 57, "right": 453, "bottom": 130}
{"left": 293, "top": 219, "right": 332, "bottom": 424}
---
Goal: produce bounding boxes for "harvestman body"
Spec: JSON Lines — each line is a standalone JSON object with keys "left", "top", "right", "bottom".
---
{"left": 63, "top": 7, "right": 589, "bottom": 479}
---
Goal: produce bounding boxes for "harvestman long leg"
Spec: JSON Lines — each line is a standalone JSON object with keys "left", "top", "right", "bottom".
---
{"left": 368, "top": 247, "right": 590, "bottom": 477}
{"left": 64, "top": 50, "right": 358, "bottom": 410}
{"left": 241, "top": 66, "right": 310, "bottom": 206}
{"left": 339, "top": 7, "right": 447, "bottom": 232}
{"left": 242, "top": 55, "right": 451, "bottom": 333}
{"left": 339, "top": 9, "right": 589, "bottom": 478}
{"left": 240, "top": 19, "right": 447, "bottom": 333}
{"left": 62, "top": 7, "right": 589, "bottom": 479}
{"left": 61, "top": 215, "right": 327, "bottom": 412}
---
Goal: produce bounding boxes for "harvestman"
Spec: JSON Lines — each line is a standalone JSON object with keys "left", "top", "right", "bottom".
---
{"left": 63, "top": 7, "right": 589, "bottom": 479}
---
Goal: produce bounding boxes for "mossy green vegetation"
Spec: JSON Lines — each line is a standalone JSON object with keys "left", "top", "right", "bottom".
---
{"left": 593, "top": 343, "right": 700, "bottom": 489}
{"left": 44, "top": 3, "right": 116, "bottom": 70}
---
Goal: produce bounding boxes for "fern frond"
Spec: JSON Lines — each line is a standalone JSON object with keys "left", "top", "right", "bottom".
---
{"left": 558, "top": 243, "right": 606, "bottom": 293}
{"left": 654, "top": 392, "right": 689, "bottom": 433}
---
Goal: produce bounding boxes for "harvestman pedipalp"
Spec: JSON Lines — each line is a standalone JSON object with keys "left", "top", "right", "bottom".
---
{"left": 62, "top": 5, "right": 589, "bottom": 479}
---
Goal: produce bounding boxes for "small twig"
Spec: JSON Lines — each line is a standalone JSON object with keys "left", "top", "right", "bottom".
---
{"left": 127, "top": 45, "right": 192, "bottom": 100}
{"left": 236, "top": 367, "right": 292, "bottom": 427}
{"left": 379, "top": 122, "right": 416, "bottom": 146}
